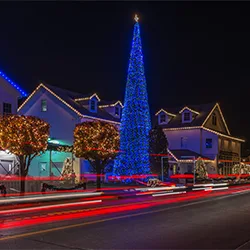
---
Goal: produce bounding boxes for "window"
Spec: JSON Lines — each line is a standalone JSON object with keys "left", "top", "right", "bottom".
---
{"left": 115, "top": 106, "right": 120, "bottom": 116}
{"left": 183, "top": 112, "right": 190, "bottom": 121}
{"left": 160, "top": 114, "right": 166, "bottom": 123}
{"left": 90, "top": 100, "right": 96, "bottom": 112}
{"left": 3, "top": 103, "right": 12, "bottom": 115}
{"left": 206, "top": 138, "right": 212, "bottom": 148}
{"left": 41, "top": 99, "right": 47, "bottom": 112}
{"left": 212, "top": 113, "right": 217, "bottom": 126}
{"left": 181, "top": 137, "right": 188, "bottom": 148}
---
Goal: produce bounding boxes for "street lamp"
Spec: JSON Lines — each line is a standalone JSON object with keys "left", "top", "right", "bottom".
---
{"left": 180, "top": 156, "right": 196, "bottom": 184}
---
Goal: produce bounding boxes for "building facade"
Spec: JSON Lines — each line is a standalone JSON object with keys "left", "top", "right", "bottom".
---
{"left": 18, "top": 83, "right": 122, "bottom": 180}
{"left": 155, "top": 102, "right": 245, "bottom": 175}
{"left": 0, "top": 71, "right": 27, "bottom": 176}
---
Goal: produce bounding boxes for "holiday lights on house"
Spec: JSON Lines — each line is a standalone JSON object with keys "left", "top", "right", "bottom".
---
{"left": 0, "top": 70, "right": 27, "bottom": 97}
{"left": 114, "top": 15, "right": 151, "bottom": 179}
{"left": 99, "top": 101, "right": 124, "bottom": 108}
{"left": 162, "top": 126, "right": 244, "bottom": 142}
{"left": 155, "top": 109, "right": 176, "bottom": 117}
{"left": 163, "top": 126, "right": 201, "bottom": 131}
{"left": 74, "top": 93, "right": 101, "bottom": 102}
{"left": 18, "top": 83, "right": 120, "bottom": 125}
{"left": 179, "top": 106, "right": 200, "bottom": 115}
{"left": 202, "top": 127, "right": 245, "bottom": 142}
{"left": 202, "top": 103, "right": 230, "bottom": 135}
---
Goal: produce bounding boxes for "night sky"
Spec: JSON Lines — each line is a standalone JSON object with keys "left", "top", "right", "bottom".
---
{"left": 0, "top": 2, "right": 250, "bottom": 148}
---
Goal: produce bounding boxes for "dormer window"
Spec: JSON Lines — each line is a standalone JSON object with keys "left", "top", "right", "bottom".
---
{"left": 90, "top": 99, "right": 97, "bottom": 112}
{"left": 184, "top": 112, "right": 190, "bottom": 121}
{"left": 160, "top": 114, "right": 166, "bottom": 123}
{"left": 212, "top": 113, "right": 217, "bottom": 126}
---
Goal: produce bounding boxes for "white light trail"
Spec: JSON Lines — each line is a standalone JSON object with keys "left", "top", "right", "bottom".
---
{"left": 0, "top": 200, "right": 102, "bottom": 215}
{"left": 0, "top": 192, "right": 103, "bottom": 204}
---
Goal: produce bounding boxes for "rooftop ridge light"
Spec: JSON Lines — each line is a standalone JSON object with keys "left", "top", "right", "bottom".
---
{"left": 155, "top": 108, "right": 176, "bottom": 117}
{"left": 0, "top": 70, "right": 27, "bottom": 97}
{"left": 18, "top": 83, "right": 120, "bottom": 125}
{"left": 179, "top": 106, "right": 200, "bottom": 115}
{"left": 163, "top": 126, "right": 245, "bottom": 142}
{"left": 74, "top": 93, "right": 101, "bottom": 102}
{"left": 99, "top": 101, "right": 124, "bottom": 108}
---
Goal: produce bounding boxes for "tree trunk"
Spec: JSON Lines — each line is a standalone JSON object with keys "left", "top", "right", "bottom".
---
{"left": 96, "top": 160, "right": 101, "bottom": 189}
{"left": 19, "top": 156, "right": 26, "bottom": 195}
{"left": 20, "top": 176, "right": 25, "bottom": 195}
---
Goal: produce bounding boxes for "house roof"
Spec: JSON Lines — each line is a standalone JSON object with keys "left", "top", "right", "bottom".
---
{"left": 157, "top": 102, "right": 216, "bottom": 129}
{"left": 169, "top": 149, "right": 213, "bottom": 161}
{"left": 0, "top": 70, "right": 27, "bottom": 97}
{"left": 18, "top": 83, "right": 121, "bottom": 124}
{"left": 99, "top": 100, "right": 124, "bottom": 108}
{"left": 155, "top": 102, "right": 245, "bottom": 142}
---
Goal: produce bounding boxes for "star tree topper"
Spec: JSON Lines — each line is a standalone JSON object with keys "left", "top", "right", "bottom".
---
{"left": 134, "top": 14, "right": 139, "bottom": 22}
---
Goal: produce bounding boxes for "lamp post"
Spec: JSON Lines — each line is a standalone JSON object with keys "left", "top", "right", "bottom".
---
{"left": 180, "top": 156, "right": 196, "bottom": 184}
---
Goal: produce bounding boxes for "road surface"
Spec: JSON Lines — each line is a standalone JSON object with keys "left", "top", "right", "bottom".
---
{"left": 1, "top": 186, "right": 250, "bottom": 249}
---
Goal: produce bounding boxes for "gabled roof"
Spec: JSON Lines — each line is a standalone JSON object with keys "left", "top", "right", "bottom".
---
{"left": 99, "top": 100, "right": 124, "bottom": 108}
{"left": 179, "top": 106, "right": 200, "bottom": 115}
{"left": 18, "top": 83, "right": 120, "bottom": 124}
{"left": 0, "top": 70, "right": 27, "bottom": 97}
{"left": 155, "top": 102, "right": 245, "bottom": 142}
{"left": 155, "top": 109, "right": 176, "bottom": 117}
{"left": 156, "top": 102, "right": 216, "bottom": 129}
{"left": 74, "top": 93, "right": 101, "bottom": 102}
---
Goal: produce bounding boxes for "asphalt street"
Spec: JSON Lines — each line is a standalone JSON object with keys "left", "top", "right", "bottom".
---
{"left": 1, "top": 188, "right": 250, "bottom": 249}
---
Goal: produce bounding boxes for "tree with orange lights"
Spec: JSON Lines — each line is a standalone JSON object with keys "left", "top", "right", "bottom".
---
{"left": 73, "top": 121, "right": 119, "bottom": 188}
{"left": 0, "top": 115, "right": 50, "bottom": 193}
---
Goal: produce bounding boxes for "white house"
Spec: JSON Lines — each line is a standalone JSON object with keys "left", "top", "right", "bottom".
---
{"left": 155, "top": 102, "right": 245, "bottom": 176}
{"left": 0, "top": 70, "right": 27, "bottom": 176}
{"left": 18, "top": 82, "right": 122, "bottom": 180}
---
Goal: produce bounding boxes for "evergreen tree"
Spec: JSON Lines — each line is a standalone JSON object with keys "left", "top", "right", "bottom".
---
{"left": 149, "top": 126, "right": 169, "bottom": 176}
{"left": 114, "top": 15, "right": 151, "bottom": 179}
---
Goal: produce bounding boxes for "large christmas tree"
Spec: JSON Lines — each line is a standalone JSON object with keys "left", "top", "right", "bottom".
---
{"left": 114, "top": 15, "right": 151, "bottom": 178}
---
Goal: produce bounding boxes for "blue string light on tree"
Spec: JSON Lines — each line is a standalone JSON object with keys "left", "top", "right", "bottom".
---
{"left": 114, "top": 14, "right": 151, "bottom": 181}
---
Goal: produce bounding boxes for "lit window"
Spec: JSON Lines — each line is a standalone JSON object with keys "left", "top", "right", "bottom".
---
{"left": 184, "top": 112, "right": 190, "bottom": 121}
{"left": 206, "top": 138, "right": 212, "bottom": 148}
{"left": 41, "top": 99, "right": 47, "bottom": 112}
{"left": 90, "top": 100, "right": 96, "bottom": 111}
{"left": 3, "top": 103, "right": 12, "bottom": 115}
{"left": 160, "top": 114, "right": 166, "bottom": 123}
{"left": 115, "top": 106, "right": 120, "bottom": 116}
{"left": 212, "top": 113, "right": 217, "bottom": 126}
